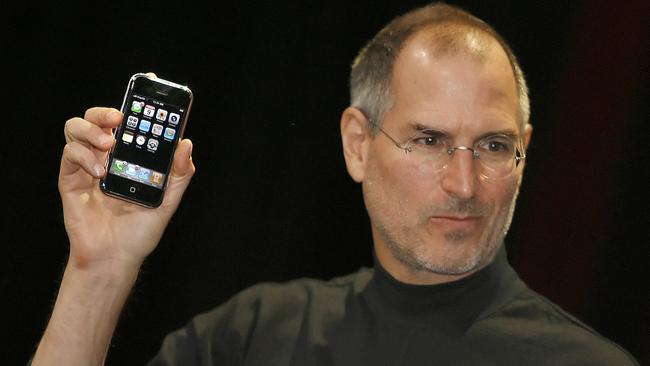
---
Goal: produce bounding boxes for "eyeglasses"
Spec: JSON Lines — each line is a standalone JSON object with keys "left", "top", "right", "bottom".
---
{"left": 368, "top": 119, "right": 526, "bottom": 181}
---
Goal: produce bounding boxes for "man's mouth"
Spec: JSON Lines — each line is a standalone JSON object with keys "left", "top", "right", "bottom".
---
{"left": 429, "top": 215, "right": 482, "bottom": 231}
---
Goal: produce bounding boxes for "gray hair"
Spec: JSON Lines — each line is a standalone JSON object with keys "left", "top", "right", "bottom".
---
{"left": 350, "top": 3, "right": 530, "bottom": 134}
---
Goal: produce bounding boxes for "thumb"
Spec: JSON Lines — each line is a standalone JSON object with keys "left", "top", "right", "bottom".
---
{"left": 160, "top": 139, "right": 196, "bottom": 211}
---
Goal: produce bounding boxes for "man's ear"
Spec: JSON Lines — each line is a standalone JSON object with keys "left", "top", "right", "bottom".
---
{"left": 340, "top": 107, "right": 372, "bottom": 182}
{"left": 516, "top": 122, "right": 533, "bottom": 185}
{"left": 522, "top": 123, "right": 533, "bottom": 152}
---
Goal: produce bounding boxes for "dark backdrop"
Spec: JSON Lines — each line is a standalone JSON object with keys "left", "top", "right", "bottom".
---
{"left": 3, "top": 1, "right": 648, "bottom": 364}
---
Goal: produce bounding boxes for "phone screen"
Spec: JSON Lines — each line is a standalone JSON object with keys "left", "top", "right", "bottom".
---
{"left": 101, "top": 74, "right": 192, "bottom": 207}
{"left": 110, "top": 94, "right": 185, "bottom": 188}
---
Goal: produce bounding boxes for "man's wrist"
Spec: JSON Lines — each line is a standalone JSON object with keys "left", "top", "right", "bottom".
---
{"left": 63, "top": 256, "right": 142, "bottom": 291}
{"left": 32, "top": 256, "right": 142, "bottom": 365}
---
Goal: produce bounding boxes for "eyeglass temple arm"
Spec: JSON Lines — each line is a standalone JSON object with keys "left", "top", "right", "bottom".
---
{"left": 367, "top": 119, "right": 411, "bottom": 153}
{"left": 514, "top": 145, "right": 527, "bottom": 166}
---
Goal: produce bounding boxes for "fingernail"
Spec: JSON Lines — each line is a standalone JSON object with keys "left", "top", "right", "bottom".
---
{"left": 93, "top": 164, "right": 105, "bottom": 177}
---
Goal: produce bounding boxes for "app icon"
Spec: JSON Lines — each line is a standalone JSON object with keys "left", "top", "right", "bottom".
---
{"left": 164, "top": 127, "right": 176, "bottom": 140}
{"left": 136, "top": 135, "right": 146, "bottom": 145}
{"left": 131, "top": 101, "right": 144, "bottom": 113}
{"left": 122, "top": 131, "right": 134, "bottom": 143}
{"left": 156, "top": 109, "right": 168, "bottom": 121}
{"left": 139, "top": 119, "right": 151, "bottom": 133}
{"left": 151, "top": 123, "right": 164, "bottom": 136}
{"left": 144, "top": 105, "right": 156, "bottom": 117}
{"left": 168, "top": 113, "right": 180, "bottom": 125}
{"left": 147, "top": 138, "right": 159, "bottom": 151}
{"left": 126, "top": 116, "right": 138, "bottom": 128}
{"left": 126, "top": 163, "right": 138, "bottom": 176}
{"left": 113, "top": 159, "right": 126, "bottom": 172}
{"left": 138, "top": 167, "right": 151, "bottom": 181}
{"left": 151, "top": 172, "right": 164, "bottom": 185}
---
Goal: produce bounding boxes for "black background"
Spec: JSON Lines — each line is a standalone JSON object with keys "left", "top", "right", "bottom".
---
{"left": 3, "top": 1, "right": 648, "bottom": 364}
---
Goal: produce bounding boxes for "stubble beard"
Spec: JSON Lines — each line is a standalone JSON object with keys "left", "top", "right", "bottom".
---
{"left": 366, "top": 180, "right": 520, "bottom": 276}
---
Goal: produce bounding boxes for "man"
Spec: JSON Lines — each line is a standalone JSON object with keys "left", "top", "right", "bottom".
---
{"left": 32, "top": 3, "right": 638, "bottom": 365}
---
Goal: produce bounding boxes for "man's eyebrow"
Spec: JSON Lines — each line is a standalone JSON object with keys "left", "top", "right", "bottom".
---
{"left": 412, "top": 122, "right": 447, "bottom": 135}
{"left": 411, "top": 122, "right": 519, "bottom": 140}
{"left": 475, "top": 129, "right": 519, "bottom": 140}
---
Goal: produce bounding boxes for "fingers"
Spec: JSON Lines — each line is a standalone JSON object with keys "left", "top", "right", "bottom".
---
{"left": 172, "top": 139, "right": 195, "bottom": 177}
{"left": 64, "top": 117, "right": 115, "bottom": 150}
{"left": 66, "top": 107, "right": 122, "bottom": 148}
{"left": 83, "top": 107, "right": 123, "bottom": 128}
{"left": 61, "top": 107, "right": 121, "bottom": 181}
{"left": 60, "top": 141, "right": 106, "bottom": 178}
{"left": 161, "top": 139, "right": 196, "bottom": 209}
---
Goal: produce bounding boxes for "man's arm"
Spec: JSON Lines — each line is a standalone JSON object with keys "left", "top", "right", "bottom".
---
{"left": 32, "top": 259, "right": 140, "bottom": 365}
{"left": 32, "top": 106, "right": 195, "bottom": 365}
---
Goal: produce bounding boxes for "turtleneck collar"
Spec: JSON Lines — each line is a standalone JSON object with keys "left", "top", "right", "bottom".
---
{"left": 362, "top": 245, "right": 521, "bottom": 334}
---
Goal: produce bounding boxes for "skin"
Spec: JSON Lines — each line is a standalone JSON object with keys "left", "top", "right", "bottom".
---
{"left": 341, "top": 31, "right": 532, "bottom": 285}
{"left": 33, "top": 30, "right": 533, "bottom": 365}
{"left": 33, "top": 75, "right": 196, "bottom": 365}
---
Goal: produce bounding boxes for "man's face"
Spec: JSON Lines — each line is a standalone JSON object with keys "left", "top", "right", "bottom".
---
{"left": 360, "top": 34, "right": 531, "bottom": 284}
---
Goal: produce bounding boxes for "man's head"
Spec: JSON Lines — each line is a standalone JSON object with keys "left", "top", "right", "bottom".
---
{"left": 340, "top": 3, "right": 533, "bottom": 284}
{"left": 350, "top": 3, "right": 530, "bottom": 133}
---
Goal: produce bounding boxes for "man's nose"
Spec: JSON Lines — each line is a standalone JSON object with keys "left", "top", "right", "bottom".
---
{"left": 440, "top": 149, "right": 478, "bottom": 199}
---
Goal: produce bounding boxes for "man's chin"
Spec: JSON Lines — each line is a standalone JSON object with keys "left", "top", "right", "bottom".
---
{"left": 415, "top": 237, "right": 490, "bottom": 274}
{"left": 443, "top": 229, "right": 475, "bottom": 243}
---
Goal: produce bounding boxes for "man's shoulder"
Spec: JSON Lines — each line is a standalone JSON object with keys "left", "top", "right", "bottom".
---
{"left": 149, "top": 270, "right": 373, "bottom": 365}
{"left": 238, "top": 266, "right": 374, "bottom": 303}
{"left": 471, "top": 284, "right": 639, "bottom": 365}
{"left": 190, "top": 267, "right": 374, "bottom": 336}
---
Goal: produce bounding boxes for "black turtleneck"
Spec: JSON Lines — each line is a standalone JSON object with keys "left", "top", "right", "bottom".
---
{"left": 148, "top": 247, "right": 638, "bottom": 365}
{"left": 365, "top": 247, "right": 517, "bottom": 330}
{"left": 290, "top": 247, "right": 524, "bottom": 365}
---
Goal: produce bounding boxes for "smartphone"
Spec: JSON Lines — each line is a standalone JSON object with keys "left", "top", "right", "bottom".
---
{"left": 100, "top": 73, "right": 193, "bottom": 207}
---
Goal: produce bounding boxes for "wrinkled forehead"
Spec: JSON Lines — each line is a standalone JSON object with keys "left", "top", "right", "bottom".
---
{"left": 389, "top": 26, "right": 521, "bottom": 135}
{"left": 393, "top": 23, "right": 518, "bottom": 92}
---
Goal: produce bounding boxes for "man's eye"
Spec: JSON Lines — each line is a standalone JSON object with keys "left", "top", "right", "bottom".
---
{"left": 480, "top": 139, "right": 513, "bottom": 154}
{"left": 488, "top": 141, "right": 505, "bottom": 152}
{"left": 413, "top": 135, "right": 442, "bottom": 146}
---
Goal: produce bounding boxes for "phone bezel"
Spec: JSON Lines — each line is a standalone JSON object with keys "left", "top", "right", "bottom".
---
{"left": 99, "top": 73, "right": 193, "bottom": 208}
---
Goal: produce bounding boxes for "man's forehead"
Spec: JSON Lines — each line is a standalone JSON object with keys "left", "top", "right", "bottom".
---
{"left": 405, "top": 24, "right": 496, "bottom": 62}
{"left": 394, "top": 27, "right": 517, "bottom": 95}
{"left": 392, "top": 37, "right": 517, "bottom": 99}
{"left": 393, "top": 23, "right": 516, "bottom": 87}
{"left": 386, "top": 28, "right": 521, "bottom": 135}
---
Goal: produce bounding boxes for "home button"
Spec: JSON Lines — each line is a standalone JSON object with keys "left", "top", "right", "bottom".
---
{"left": 129, "top": 186, "right": 137, "bottom": 193}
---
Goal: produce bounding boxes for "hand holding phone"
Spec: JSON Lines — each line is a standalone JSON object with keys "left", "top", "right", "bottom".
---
{"left": 100, "top": 73, "right": 194, "bottom": 207}
{"left": 36, "top": 74, "right": 195, "bottom": 365}
{"left": 58, "top": 74, "right": 195, "bottom": 270}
